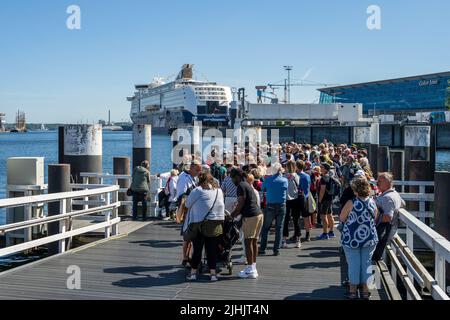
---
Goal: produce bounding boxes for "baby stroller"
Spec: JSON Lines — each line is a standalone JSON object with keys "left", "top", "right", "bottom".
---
{"left": 199, "top": 210, "right": 240, "bottom": 275}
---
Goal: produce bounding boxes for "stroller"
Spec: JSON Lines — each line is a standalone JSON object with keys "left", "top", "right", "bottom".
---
{"left": 199, "top": 210, "right": 240, "bottom": 275}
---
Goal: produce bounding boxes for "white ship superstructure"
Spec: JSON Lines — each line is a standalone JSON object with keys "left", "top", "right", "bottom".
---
{"left": 128, "top": 64, "right": 233, "bottom": 132}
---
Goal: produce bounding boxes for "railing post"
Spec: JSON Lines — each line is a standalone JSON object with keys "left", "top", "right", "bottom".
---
{"left": 406, "top": 226, "right": 415, "bottom": 300}
{"left": 111, "top": 189, "right": 119, "bottom": 236}
{"left": 419, "top": 185, "right": 426, "bottom": 223}
{"left": 66, "top": 198, "right": 73, "bottom": 251}
{"left": 83, "top": 176, "right": 89, "bottom": 211}
{"left": 59, "top": 199, "right": 67, "bottom": 254}
{"left": 435, "top": 253, "right": 446, "bottom": 291}
{"left": 390, "top": 245, "right": 398, "bottom": 287}
{"left": 105, "top": 192, "right": 111, "bottom": 238}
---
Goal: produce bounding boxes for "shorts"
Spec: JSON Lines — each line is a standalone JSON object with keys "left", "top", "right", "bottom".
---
{"left": 242, "top": 214, "right": 264, "bottom": 239}
{"left": 318, "top": 199, "right": 333, "bottom": 215}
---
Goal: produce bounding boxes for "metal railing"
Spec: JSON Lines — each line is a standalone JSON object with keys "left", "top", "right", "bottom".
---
{"left": 0, "top": 185, "right": 120, "bottom": 258}
{"left": 384, "top": 208, "right": 450, "bottom": 300}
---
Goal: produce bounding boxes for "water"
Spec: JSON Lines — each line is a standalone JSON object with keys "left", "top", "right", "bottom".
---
{"left": 0, "top": 131, "right": 173, "bottom": 225}
{"left": 2, "top": 131, "right": 450, "bottom": 225}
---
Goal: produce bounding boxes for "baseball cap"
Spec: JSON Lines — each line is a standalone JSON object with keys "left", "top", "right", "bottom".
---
{"left": 321, "top": 162, "right": 331, "bottom": 171}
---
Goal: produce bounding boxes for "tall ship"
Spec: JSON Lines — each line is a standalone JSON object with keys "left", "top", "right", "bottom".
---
{"left": 128, "top": 64, "right": 233, "bottom": 133}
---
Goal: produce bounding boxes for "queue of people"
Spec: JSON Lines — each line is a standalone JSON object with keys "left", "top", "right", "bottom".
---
{"left": 129, "top": 140, "right": 405, "bottom": 300}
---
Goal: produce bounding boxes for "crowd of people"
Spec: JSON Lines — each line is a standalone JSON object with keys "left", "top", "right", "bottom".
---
{"left": 129, "top": 140, "right": 405, "bottom": 300}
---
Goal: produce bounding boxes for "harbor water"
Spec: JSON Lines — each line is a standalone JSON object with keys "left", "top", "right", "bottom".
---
{"left": 2, "top": 131, "right": 450, "bottom": 225}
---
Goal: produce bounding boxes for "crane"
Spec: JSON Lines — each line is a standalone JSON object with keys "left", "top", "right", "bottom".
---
{"left": 266, "top": 80, "right": 340, "bottom": 104}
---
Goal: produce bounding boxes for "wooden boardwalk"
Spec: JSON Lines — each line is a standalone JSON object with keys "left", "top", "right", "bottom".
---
{"left": 0, "top": 220, "right": 387, "bottom": 300}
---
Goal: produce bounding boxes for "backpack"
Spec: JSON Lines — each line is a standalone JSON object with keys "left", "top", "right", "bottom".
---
{"left": 326, "top": 175, "right": 342, "bottom": 197}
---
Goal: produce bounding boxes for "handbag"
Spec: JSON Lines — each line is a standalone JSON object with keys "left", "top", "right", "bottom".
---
{"left": 183, "top": 190, "right": 219, "bottom": 242}
{"left": 126, "top": 188, "right": 133, "bottom": 197}
{"left": 308, "top": 195, "right": 317, "bottom": 214}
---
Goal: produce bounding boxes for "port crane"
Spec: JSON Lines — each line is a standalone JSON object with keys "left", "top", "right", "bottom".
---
{"left": 256, "top": 66, "right": 339, "bottom": 104}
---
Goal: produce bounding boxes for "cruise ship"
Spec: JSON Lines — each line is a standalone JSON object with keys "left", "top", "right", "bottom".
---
{"left": 128, "top": 64, "right": 233, "bottom": 133}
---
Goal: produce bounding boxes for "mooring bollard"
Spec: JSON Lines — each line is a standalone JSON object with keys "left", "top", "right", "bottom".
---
{"left": 113, "top": 157, "right": 131, "bottom": 216}
{"left": 63, "top": 124, "right": 102, "bottom": 183}
{"left": 48, "top": 164, "right": 71, "bottom": 256}
{"left": 133, "top": 124, "right": 152, "bottom": 171}
{"left": 6, "top": 157, "right": 46, "bottom": 246}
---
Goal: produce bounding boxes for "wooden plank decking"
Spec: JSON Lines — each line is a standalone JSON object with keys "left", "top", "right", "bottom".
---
{"left": 0, "top": 220, "right": 387, "bottom": 300}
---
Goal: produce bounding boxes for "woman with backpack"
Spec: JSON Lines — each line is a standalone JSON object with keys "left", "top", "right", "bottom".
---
{"left": 340, "top": 177, "right": 379, "bottom": 300}
{"left": 282, "top": 160, "right": 301, "bottom": 248}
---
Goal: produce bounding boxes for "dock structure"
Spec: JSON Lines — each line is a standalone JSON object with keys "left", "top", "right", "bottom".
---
{"left": 0, "top": 218, "right": 387, "bottom": 300}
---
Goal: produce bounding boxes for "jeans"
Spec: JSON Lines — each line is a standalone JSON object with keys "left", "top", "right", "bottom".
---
{"left": 260, "top": 203, "right": 287, "bottom": 253}
{"left": 283, "top": 199, "right": 300, "bottom": 238}
{"left": 190, "top": 233, "right": 220, "bottom": 271}
{"left": 343, "top": 245, "right": 377, "bottom": 286}
{"left": 132, "top": 192, "right": 148, "bottom": 219}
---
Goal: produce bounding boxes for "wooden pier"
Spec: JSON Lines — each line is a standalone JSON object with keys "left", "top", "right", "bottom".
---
{"left": 0, "top": 219, "right": 386, "bottom": 300}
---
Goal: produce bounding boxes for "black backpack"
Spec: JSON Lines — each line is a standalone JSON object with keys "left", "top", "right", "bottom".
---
{"left": 327, "top": 175, "right": 342, "bottom": 197}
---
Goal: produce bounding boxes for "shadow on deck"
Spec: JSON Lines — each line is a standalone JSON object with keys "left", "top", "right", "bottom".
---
{"left": 0, "top": 220, "right": 388, "bottom": 300}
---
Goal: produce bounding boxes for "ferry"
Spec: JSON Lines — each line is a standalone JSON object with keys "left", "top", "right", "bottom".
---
{"left": 128, "top": 64, "right": 233, "bottom": 134}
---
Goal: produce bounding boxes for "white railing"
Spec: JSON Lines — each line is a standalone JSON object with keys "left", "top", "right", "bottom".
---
{"left": 385, "top": 208, "right": 450, "bottom": 300}
{"left": 395, "top": 180, "right": 435, "bottom": 222}
{"left": 0, "top": 185, "right": 120, "bottom": 258}
{"left": 79, "top": 172, "right": 169, "bottom": 211}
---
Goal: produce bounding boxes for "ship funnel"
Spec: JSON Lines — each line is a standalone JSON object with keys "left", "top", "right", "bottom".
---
{"left": 177, "top": 64, "right": 194, "bottom": 80}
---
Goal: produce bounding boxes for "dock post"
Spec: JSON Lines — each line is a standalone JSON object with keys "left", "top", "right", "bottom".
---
{"left": 377, "top": 146, "right": 390, "bottom": 173}
{"left": 403, "top": 125, "right": 431, "bottom": 181}
{"left": 390, "top": 151, "right": 405, "bottom": 192}
{"left": 48, "top": 164, "right": 71, "bottom": 256}
{"left": 192, "top": 121, "right": 202, "bottom": 162}
{"left": 113, "top": 157, "right": 131, "bottom": 216}
{"left": 63, "top": 124, "right": 102, "bottom": 183}
{"left": 133, "top": 124, "right": 152, "bottom": 171}
{"left": 434, "top": 171, "right": 450, "bottom": 287}
{"left": 369, "top": 123, "right": 380, "bottom": 176}
{"left": 58, "top": 126, "right": 65, "bottom": 164}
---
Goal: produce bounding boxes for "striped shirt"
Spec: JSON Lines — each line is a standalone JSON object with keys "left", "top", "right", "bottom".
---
{"left": 221, "top": 176, "right": 237, "bottom": 198}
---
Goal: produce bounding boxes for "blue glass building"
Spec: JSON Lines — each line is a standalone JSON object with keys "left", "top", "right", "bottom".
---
{"left": 318, "top": 72, "right": 450, "bottom": 115}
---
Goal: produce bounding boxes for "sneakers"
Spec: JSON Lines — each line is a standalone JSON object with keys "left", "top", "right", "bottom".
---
{"left": 304, "top": 233, "right": 311, "bottom": 242}
{"left": 328, "top": 231, "right": 336, "bottom": 239}
{"left": 295, "top": 241, "right": 302, "bottom": 249}
{"left": 210, "top": 275, "right": 219, "bottom": 282}
{"left": 186, "top": 273, "right": 197, "bottom": 281}
{"left": 281, "top": 240, "right": 289, "bottom": 249}
{"left": 236, "top": 256, "right": 247, "bottom": 265}
{"left": 238, "top": 267, "right": 258, "bottom": 279}
{"left": 315, "top": 233, "right": 330, "bottom": 240}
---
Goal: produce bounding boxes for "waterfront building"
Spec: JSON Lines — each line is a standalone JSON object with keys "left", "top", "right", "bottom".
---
{"left": 318, "top": 72, "right": 450, "bottom": 116}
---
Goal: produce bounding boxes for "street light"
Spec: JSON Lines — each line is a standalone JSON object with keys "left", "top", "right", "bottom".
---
{"left": 284, "top": 66, "right": 293, "bottom": 104}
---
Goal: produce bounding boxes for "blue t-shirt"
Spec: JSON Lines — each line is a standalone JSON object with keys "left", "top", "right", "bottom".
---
{"left": 299, "top": 172, "right": 311, "bottom": 198}
{"left": 262, "top": 174, "right": 288, "bottom": 204}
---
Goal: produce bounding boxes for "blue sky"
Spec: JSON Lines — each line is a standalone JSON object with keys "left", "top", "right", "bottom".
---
{"left": 0, "top": 0, "right": 449, "bottom": 123}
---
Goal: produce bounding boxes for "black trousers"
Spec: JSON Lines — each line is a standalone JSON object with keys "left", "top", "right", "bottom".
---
{"left": 283, "top": 199, "right": 301, "bottom": 238}
{"left": 191, "top": 233, "right": 220, "bottom": 271}
{"left": 373, "top": 222, "right": 396, "bottom": 261}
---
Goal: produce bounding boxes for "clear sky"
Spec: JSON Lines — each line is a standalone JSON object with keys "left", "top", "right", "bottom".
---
{"left": 0, "top": 0, "right": 449, "bottom": 123}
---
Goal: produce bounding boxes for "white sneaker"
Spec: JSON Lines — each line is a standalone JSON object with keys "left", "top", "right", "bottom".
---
{"left": 236, "top": 256, "right": 247, "bottom": 264}
{"left": 281, "top": 241, "right": 289, "bottom": 249}
{"left": 248, "top": 269, "right": 259, "bottom": 279}
{"left": 295, "top": 241, "right": 302, "bottom": 249}
{"left": 238, "top": 266, "right": 253, "bottom": 278}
